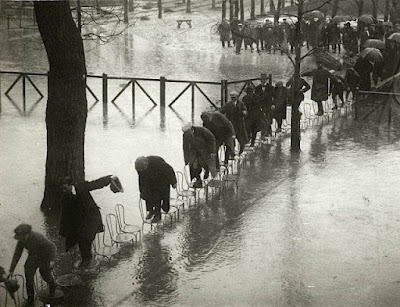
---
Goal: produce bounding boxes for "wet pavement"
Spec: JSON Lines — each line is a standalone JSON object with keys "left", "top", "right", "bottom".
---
{"left": 2, "top": 8, "right": 400, "bottom": 307}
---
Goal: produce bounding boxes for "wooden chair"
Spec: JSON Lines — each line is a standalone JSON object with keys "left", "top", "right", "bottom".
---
{"left": 115, "top": 204, "right": 141, "bottom": 242}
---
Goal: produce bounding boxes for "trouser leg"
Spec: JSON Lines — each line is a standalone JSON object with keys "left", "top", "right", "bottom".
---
{"left": 317, "top": 101, "right": 324, "bottom": 113}
{"left": 39, "top": 262, "right": 55, "bottom": 296}
{"left": 24, "top": 257, "right": 39, "bottom": 301}
{"left": 154, "top": 200, "right": 162, "bottom": 218}
{"left": 250, "top": 126, "right": 257, "bottom": 145}
{"left": 190, "top": 164, "right": 202, "bottom": 181}
{"left": 276, "top": 118, "right": 283, "bottom": 129}
{"left": 78, "top": 239, "right": 93, "bottom": 262}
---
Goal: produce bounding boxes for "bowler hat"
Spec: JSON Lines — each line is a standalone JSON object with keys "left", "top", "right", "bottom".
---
{"left": 110, "top": 176, "right": 124, "bottom": 193}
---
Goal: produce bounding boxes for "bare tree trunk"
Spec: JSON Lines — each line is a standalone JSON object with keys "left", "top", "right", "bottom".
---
{"left": 187, "top": 0, "right": 191, "bottom": 13}
{"left": 222, "top": 0, "right": 227, "bottom": 20}
{"left": 357, "top": 0, "right": 364, "bottom": 17}
{"left": 34, "top": 0, "right": 87, "bottom": 212}
{"left": 212, "top": 0, "right": 216, "bottom": 9}
{"left": 158, "top": 0, "right": 162, "bottom": 18}
{"left": 230, "top": 0, "right": 234, "bottom": 21}
{"left": 77, "top": 0, "right": 82, "bottom": 33}
{"left": 240, "top": 0, "right": 244, "bottom": 22}
{"left": 124, "top": 0, "right": 128, "bottom": 23}
{"left": 251, "top": 0, "right": 255, "bottom": 19}
{"left": 129, "top": 0, "right": 134, "bottom": 12}
{"left": 385, "top": 0, "right": 391, "bottom": 21}
{"left": 371, "top": 0, "right": 378, "bottom": 20}
{"left": 291, "top": 0, "right": 303, "bottom": 152}
{"left": 270, "top": 0, "right": 275, "bottom": 13}
{"left": 331, "top": 0, "right": 339, "bottom": 17}
{"left": 274, "top": 0, "right": 282, "bottom": 24}
{"left": 260, "top": 0, "right": 265, "bottom": 15}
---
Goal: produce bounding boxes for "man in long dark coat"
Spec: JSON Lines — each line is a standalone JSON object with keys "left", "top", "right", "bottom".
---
{"left": 220, "top": 91, "right": 248, "bottom": 155}
{"left": 201, "top": 110, "right": 235, "bottom": 167}
{"left": 302, "top": 61, "right": 336, "bottom": 116}
{"left": 255, "top": 73, "right": 274, "bottom": 136}
{"left": 272, "top": 81, "right": 289, "bottom": 132}
{"left": 243, "top": 86, "right": 264, "bottom": 146}
{"left": 218, "top": 18, "right": 231, "bottom": 47}
{"left": 354, "top": 56, "right": 373, "bottom": 91}
{"left": 135, "top": 156, "right": 177, "bottom": 223}
{"left": 182, "top": 123, "right": 217, "bottom": 188}
{"left": 60, "top": 175, "right": 119, "bottom": 268}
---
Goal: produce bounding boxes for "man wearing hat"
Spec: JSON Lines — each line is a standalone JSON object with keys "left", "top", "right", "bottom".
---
{"left": 182, "top": 123, "right": 217, "bottom": 188}
{"left": 255, "top": 73, "right": 274, "bottom": 137}
{"left": 220, "top": 90, "right": 248, "bottom": 154}
{"left": 9, "top": 224, "right": 56, "bottom": 306}
{"left": 135, "top": 156, "right": 177, "bottom": 223}
{"left": 59, "top": 175, "right": 122, "bottom": 268}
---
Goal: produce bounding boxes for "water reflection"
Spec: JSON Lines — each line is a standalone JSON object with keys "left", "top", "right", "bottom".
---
{"left": 134, "top": 234, "right": 178, "bottom": 305}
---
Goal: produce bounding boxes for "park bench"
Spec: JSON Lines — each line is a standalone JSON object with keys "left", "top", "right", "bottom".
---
{"left": 177, "top": 19, "right": 192, "bottom": 28}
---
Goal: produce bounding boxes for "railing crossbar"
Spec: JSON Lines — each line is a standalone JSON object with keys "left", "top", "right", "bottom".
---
{"left": 25, "top": 74, "right": 44, "bottom": 97}
{"left": 194, "top": 83, "right": 218, "bottom": 109}
{"left": 86, "top": 84, "right": 99, "bottom": 102}
{"left": 135, "top": 81, "right": 157, "bottom": 106}
{"left": 168, "top": 83, "right": 191, "bottom": 107}
{"left": 4, "top": 74, "right": 23, "bottom": 95}
{"left": 111, "top": 80, "right": 132, "bottom": 103}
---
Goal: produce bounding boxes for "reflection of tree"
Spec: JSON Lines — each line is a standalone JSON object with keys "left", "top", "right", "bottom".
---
{"left": 281, "top": 153, "right": 311, "bottom": 306}
{"left": 135, "top": 234, "right": 178, "bottom": 303}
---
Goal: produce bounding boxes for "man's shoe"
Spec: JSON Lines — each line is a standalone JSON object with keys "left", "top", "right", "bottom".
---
{"left": 151, "top": 215, "right": 161, "bottom": 223}
{"left": 145, "top": 211, "right": 154, "bottom": 220}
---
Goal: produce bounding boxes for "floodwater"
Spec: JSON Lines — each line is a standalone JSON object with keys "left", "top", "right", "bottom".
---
{"left": 2, "top": 13, "right": 400, "bottom": 307}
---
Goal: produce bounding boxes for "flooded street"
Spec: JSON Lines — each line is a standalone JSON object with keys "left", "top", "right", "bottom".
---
{"left": 2, "top": 9, "right": 400, "bottom": 307}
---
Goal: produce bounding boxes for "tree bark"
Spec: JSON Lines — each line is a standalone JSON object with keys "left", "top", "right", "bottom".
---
{"left": 124, "top": 0, "right": 128, "bottom": 23}
{"left": 331, "top": 0, "right": 339, "bottom": 18}
{"left": 260, "top": 0, "right": 265, "bottom": 15}
{"left": 371, "top": 0, "right": 378, "bottom": 20}
{"left": 251, "top": 0, "right": 255, "bottom": 19}
{"left": 270, "top": 0, "right": 275, "bottom": 13}
{"left": 222, "top": 0, "right": 227, "bottom": 20}
{"left": 34, "top": 0, "right": 87, "bottom": 212}
{"left": 240, "top": 0, "right": 244, "bottom": 22}
{"left": 159, "top": 0, "right": 162, "bottom": 18}
{"left": 291, "top": 0, "right": 303, "bottom": 152}
{"left": 187, "top": 0, "right": 191, "bottom": 13}
{"left": 129, "top": 0, "right": 134, "bottom": 12}
{"left": 357, "top": 0, "right": 364, "bottom": 17}
{"left": 385, "top": 0, "right": 391, "bottom": 21}
{"left": 274, "top": 0, "right": 282, "bottom": 24}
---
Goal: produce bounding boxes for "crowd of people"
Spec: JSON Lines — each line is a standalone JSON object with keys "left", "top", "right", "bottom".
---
{"left": 217, "top": 16, "right": 400, "bottom": 60}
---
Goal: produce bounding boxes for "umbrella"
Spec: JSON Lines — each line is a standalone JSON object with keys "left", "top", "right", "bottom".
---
{"left": 358, "top": 14, "right": 374, "bottom": 25}
{"left": 388, "top": 32, "right": 400, "bottom": 42}
{"left": 360, "top": 47, "right": 383, "bottom": 63}
{"left": 363, "top": 39, "right": 386, "bottom": 50}
{"left": 304, "top": 10, "right": 324, "bottom": 20}
{"left": 331, "top": 15, "right": 350, "bottom": 24}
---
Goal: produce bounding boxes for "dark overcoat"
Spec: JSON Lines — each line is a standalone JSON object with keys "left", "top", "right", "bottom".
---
{"left": 243, "top": 93, "right": 264, "bottom": 133}
{"left": 220, "top": 100, "right": 249, "bottom": 148}
{"left": 302, "top": 67, "right": 336, "bottom": 102}
{"left": 137, "top": 156, "right": 176, "bottom": 202}
{"left": 201, "top": 111, "right": 235, "bottom": 154}
{"left": 183, "top": 126, "right": 217, "bottom": 177}
{"left": 273, "top": 86, "right": 289, "bottom": 120}
{"left": 60, "top": 176, "right": 112, "bottom": 250}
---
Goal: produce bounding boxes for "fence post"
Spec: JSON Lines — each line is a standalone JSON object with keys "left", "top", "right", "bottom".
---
{"left": 268, "top": 73, "right": 272, "bottom": 84}
{"left": 388, "top": 94, "right": 392, "bottom": 126}
{"left": 191, "top": 82, "right": 195, "bottom": 123}
{"left": 160, "top": 76, "right": 166, "bottom": 128}
{"left": 22, "top": 74, "right": 26, "bottom": 115}
{"left": 224, "top": 80, "right": 228, "bottom": 105}
{"left": 131, "top": 79, "right": 136, "bottom": 124}
{"left": 158, "top": 0, "right": 162, "bottom": 18}
{"left": 102, "top": 73, "right": 108, "bottom": 126}
{"left": 354, "top": 90, "right": 359, "bottom": 120}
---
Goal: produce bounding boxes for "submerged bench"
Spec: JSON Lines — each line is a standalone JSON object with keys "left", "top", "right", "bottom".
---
{"left": 177, "top": 19, "right": 192, "bottom": 28}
